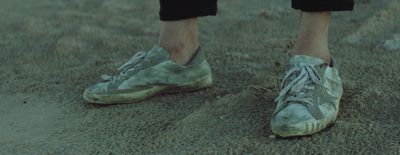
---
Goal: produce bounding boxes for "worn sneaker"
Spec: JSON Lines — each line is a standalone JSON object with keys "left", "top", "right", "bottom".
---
{"left": 271, "top": 55, "right": 343, "bottom": 137}
{"left": 83, "top": 45, "right": 212, "bottom": 104}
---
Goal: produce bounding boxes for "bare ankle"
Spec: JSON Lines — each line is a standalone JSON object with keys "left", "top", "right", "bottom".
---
{"left": 157, "top": 18, "right": 199, "bottom": 65}
{"left": 159, "top": 43, "right": 199, "bottom": 65}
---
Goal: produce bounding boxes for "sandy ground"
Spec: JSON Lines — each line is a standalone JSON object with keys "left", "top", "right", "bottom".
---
{"left": 1, "top": 0, "right": 400, "bottom": 154}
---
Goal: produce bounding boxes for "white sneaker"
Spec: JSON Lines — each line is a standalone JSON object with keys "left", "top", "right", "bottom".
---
{"left": 83, "top": 45, "right": 212, "bottom": 104}
{"left": 271, "top": 55, "right": 343, "bottom": 137}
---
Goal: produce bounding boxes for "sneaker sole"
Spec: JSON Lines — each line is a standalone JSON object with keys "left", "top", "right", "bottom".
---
{"left": 84, "top": 75, "right": 212, "bottom": 104}
{"left": 270, "top": 110, "right": 338, "bottom": 137}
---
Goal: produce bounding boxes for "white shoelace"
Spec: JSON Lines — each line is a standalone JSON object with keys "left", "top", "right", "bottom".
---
{"left": 275, "top": 65, "right": 322, "bottom": 103}
{"left": 101, "top": 51, "right": 147, "bottom": 82}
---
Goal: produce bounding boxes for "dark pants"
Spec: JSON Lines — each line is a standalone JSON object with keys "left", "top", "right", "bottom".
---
{"left": 159, "top": 0, "right": 354, "bottom": 21}
{"left": 292, "top": 0, "right": 354, "bottom": 12}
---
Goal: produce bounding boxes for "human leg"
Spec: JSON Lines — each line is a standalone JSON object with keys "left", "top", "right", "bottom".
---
{"left": 270, "top": 0, "right": 354, "bottom": 137}
{"left": 158, "top": 18, "right": 199, "bottom": 65}
{"left": 292, "top": 11, "right": 331, "bottom": 64}
{"left": 158, "top": 0, "right": 217, "bottom": 65}
{"left": 290, "top": 0, "right": 354, "bottom": 65}
{"left": 83, "top": 0, "right": 217, "bottom": 104}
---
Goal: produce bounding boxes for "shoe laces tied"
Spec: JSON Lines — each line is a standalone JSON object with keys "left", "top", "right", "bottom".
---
{"left": 101, "top": 51, "right": 147, "bottom": 82}
{"left": 274, "top": 65, "right": 322, "bottom": 103}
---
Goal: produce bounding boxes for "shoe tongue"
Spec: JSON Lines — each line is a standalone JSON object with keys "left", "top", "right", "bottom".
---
{"left": 290, "top": 55, "right": 325, "bottom": 67}
{"left": 147, "top": 45, "right": 170, "bottom": 59}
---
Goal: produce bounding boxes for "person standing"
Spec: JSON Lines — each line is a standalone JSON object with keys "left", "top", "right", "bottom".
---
{"left": 83, "top": 0, "right": 354, "bottom": 137}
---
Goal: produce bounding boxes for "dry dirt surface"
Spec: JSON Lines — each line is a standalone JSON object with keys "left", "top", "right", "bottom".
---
{"left": 1, "top": 0, "right": 399, "bottom": 154}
